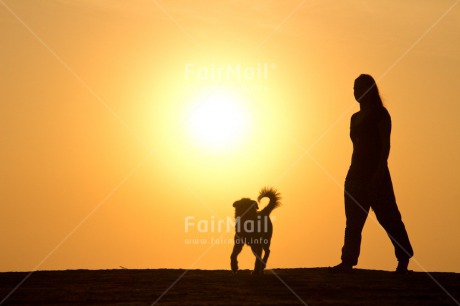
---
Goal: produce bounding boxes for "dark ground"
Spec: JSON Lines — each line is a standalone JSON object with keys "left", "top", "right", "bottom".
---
{"left": 0, "top": 268, "right": 459, "bottom": 305}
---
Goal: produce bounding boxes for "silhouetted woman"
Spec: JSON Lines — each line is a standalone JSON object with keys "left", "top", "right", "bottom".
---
{"left": 332, "top": 74, "right": 413, "bottom": 273}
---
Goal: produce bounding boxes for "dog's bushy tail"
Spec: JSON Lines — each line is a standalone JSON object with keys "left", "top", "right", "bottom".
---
{"left": 257, "top": 187, "right": 281, "bottom": 216}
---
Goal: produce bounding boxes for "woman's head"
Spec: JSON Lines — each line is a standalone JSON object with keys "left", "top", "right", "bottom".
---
{"left": 353, "top": 74, "right": 383, "bottom": 107}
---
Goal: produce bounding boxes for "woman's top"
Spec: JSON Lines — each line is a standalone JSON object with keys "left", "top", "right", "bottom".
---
{"left": 346, "top": 106, "right": 391, "bottom": 182}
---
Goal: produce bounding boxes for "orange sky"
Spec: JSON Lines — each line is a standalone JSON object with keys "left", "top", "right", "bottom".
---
{"left": 1, "top": 0, "right": 460, "bottom": 273}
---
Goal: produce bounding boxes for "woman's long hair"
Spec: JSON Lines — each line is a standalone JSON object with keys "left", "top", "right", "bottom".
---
{"left": 355, "top": 74, "right": 383, "bottom": 107}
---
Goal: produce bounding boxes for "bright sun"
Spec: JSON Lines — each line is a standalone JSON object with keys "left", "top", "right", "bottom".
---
{"left": 185, "top": 89, "right": 250, "bottom": 151}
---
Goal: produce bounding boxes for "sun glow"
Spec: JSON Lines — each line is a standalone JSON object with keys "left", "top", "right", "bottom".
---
{"left": 185, "top": 88, "right": 250, "bottom": 151}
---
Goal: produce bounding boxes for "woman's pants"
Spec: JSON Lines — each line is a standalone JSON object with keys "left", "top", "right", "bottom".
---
{"left": 341, "top": 178, "right": 414, "bottom": 266}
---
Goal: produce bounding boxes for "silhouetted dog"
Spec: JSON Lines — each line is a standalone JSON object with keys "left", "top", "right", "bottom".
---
{"left": 230, "top": 187, "right": 281, "bottom": 275}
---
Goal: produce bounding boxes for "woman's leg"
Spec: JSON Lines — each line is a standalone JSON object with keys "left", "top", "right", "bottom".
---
{"left": 372, "top": 177, "right": 414, "bottom": 264}
{"left": 341, "top": 181, "right": 371, "bottom": 266}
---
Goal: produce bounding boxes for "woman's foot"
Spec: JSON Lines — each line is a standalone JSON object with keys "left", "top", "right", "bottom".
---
{"left": 329, "top": 262, "right": 353, "bottom": 273}
{"left": 395, "top": 259, "right": 410, "bottom": 274}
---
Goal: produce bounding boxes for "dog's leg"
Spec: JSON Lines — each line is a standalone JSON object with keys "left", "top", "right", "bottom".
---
{"left": 230, "top": 241, "right": 243, "bottom": 274}
{"left": 261, "top": 246, "right": 270, "bottom": 271}
{"left": 251, "top": 245, "right": 263, "bottom": 275}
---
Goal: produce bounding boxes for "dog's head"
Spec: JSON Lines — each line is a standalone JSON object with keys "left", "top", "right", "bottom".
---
{"left": 233, "top": 198, "right": 258, "bottom": 219}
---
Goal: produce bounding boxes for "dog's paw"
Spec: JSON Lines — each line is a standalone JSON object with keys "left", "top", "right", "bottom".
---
{"left": 251, "top": 270, "right": 264, "bottom": 276}
{"left": 231, "top": 262, "right": 238, "bottom": 274}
